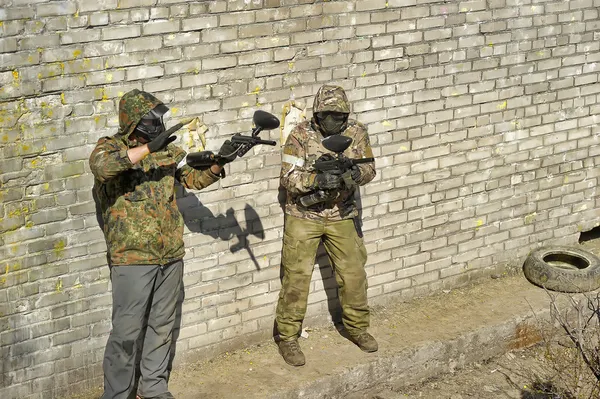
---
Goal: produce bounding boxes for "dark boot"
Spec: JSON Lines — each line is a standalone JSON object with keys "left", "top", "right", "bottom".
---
{"left": 349, "top": 331, "right": 378, "bottom": 353}
{"left": 277, "top": 339, "right": 306, "bottom": 366}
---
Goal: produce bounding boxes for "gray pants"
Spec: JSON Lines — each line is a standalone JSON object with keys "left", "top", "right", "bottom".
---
{"left": 101, "top": 261, "right": 183, "bottom": 399}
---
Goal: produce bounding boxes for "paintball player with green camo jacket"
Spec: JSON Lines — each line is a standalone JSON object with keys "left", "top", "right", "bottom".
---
{"left": 89, "top": 89, "right": 237, "bottom": 399}
{"left": 276, "top": 85, "right": 377, "bottom": 366}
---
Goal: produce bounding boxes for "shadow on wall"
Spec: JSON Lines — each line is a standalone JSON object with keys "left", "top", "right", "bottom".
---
{"left": 176, "top": 184, "right": 266, "bottom": 271}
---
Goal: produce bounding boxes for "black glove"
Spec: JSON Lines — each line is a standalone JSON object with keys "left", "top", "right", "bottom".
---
{"left": 350, "top": 165, "right": 361, "bottom": 182}
{"left": 216, "top": 140, "right": 238, "bottom": 166}
{"left": 147, "top": 127, "right": 177, "bottom": 153}
{"left": 314, "top": 172, "right": 342, "bottom": 190}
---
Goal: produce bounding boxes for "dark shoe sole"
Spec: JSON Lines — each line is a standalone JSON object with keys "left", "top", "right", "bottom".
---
{"left": 359, "top": 346, "right": 378, "bottom": 353}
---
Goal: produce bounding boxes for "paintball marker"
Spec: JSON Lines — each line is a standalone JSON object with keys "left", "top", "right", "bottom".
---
{"left": 299, "top": 135, "right": 374, "bottom": 208}
{"left": 186, "top": 110, "right": 280, "bottom": 168}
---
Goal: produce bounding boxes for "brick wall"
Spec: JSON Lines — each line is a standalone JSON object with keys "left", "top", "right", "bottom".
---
{"left": 2, "top": 0, "right": 600, "bottom": 397}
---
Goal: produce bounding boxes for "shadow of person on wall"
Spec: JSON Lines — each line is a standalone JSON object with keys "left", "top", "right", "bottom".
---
{"left": 176, "top": 185, "right": 266, "bottom": 271}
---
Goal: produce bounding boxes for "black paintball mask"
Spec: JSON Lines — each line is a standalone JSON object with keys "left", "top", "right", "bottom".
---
{"left": 134, "top": 103, "right": 169, "bottom": 141}
{"left": 315, "top": 111, "right": 348, "bottom": 137}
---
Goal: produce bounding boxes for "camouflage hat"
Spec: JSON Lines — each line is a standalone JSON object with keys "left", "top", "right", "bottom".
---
{"left": 117, "top": 89, "right": 164, "bottom": 137}
{"left": 312, "top": 85, "right": 350, "bottom": 114}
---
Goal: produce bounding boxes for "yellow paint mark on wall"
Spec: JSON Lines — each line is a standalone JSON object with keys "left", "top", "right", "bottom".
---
{"left": 524, "top": 213, "right": 537, "bottom": 224}
{"left": 9, "top": 206, "right": 29, "bottom": 218}
{"left": 95, "top": 87, "right": 105, "bottom": 100}
{"left": 497, "top": 101, "right": 507, "bottom": 110}
{"left": 26, "top": 221, "right": 34, "bottom": 228}
{"left": 0, "top": 265, "right": 7, "bottom": 285}
{"left": 56, "top": 279, "right": 63, "bottom": 292}
{"left": 106, "top": 73, "right": 113, "bottom": 82}
{"left": 61, "top": 93, "right": 66, "bottom": 104}
{"left": 12, "top": 71, "right": 19, "bottom": 81}
{"left": 382, "top": 120, "right": 392, "bottom": 127}
{"left": 73, "top": 49, "right": 82, "bottom": 58}
{"left": 251, "top": 86, "right": 261, "bottom": 95}
{"left": 171, "top": 107, "right": 179, "bottom": 115}
{"left": 54, "top": 240, "right": 66, "bottom": 258}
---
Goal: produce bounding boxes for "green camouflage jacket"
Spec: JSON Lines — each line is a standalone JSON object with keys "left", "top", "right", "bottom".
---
{"left": 280, "top": 85, "right": 376, "bottom": 221}
{"left": 89, "top": 89, "right": 220, "bottom": 266}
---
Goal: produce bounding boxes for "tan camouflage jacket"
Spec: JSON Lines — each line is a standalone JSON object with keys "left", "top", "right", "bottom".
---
{"left": 89, "top": 90, "right": 220, "bottom": 266}
{"left": 280, "top": 121, "right": 376, "bottom": 221}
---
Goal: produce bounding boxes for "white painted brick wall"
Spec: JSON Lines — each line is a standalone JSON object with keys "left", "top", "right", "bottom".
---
{"left": 2, "top": 0, "right": 600, "bottom": 398}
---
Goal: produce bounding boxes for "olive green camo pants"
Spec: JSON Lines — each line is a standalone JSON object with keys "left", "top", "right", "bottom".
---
{"left": 276, "top": 214, "right": 369, "bottom": 341}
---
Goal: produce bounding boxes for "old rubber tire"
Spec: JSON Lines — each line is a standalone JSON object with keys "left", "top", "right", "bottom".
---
{"left": 523, "top": 246, "right": 600, "bottom": 293}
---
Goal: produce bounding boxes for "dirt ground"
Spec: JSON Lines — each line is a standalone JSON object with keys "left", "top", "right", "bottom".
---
{"left": 358, "top": 235, "right": 600, "bottom": 399}
{"left": 362, "top": 345, "right": 547, "bottom": 399}
{"left": 358, "top": 344, "right": 570, "bottom": 399}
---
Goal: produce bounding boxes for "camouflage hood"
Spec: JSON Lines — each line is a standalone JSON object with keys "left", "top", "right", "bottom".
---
{"left": 117, "top": 89, "right": 164, "bottom": 139}
{"left": 312, "top": 85, "right": 351, "bottom": 114}
{"left": 311, "top": 85, "right": 350, "bottom": 136}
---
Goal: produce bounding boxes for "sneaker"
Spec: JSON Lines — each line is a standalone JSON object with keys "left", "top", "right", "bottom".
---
{"left": 277, "top": 339, "right": 306, "bottom": 366}
{"left": 349, "top": 331, "right": 378, "bottom": 353}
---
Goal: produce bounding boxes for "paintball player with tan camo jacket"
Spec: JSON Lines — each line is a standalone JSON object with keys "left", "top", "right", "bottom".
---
{"left": 276, "top": 85, "right": 377, "bottom": 366}
{"left": 89, "top": 89, "right": 237, "bottom": 399}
